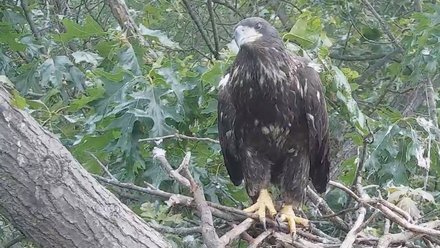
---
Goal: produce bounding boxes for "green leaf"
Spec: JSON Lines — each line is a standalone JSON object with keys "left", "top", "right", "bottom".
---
{"left": 339, "top": 157, "right": 356, "bottom": 185}
{"left": 71, "top": 51, "right": 103, "bottom": 66}
{"left": 37, "top": 56, "right": 74, "bottom": 88}
{"left": 201, "top": 62, "right": 223, "bottom": 85}
{"left": 0, "top": 22, "right": 26, "bottom": 51}
{"left": 332, "top": 66, "right": 367, "bottom": 135}
{"left": 139, "top": 25, "right": 180, "bottom": 49}
{"left": 69, "top": 84, "right": 105, "bottom": 111}
{"left": 11, "top": 90, "right": 26, "bottom": 109}
{"left": 55, "top": 16, "right": 105, "bottom": 42}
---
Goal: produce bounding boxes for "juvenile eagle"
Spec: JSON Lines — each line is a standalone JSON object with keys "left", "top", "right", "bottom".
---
{"left": 218, "top": 17, "right": 330, "bottom": 233}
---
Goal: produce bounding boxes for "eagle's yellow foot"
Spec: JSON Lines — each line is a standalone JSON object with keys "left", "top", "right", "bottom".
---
{"left": 243, "top": 189, "right": 277, "bottom": 229}
{"left": 278, "top": 204, "right": 309, "bottom": 236}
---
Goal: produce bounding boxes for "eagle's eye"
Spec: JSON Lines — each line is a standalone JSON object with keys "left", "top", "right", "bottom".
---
{"left": 255, "top": 22, "right": 262, "bottom": 30}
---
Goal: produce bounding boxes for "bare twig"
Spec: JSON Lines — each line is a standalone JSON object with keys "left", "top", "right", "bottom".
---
{"left": 374, "top": 204, "right": 440, "bottom": 236}
{"left": 248, "top": 229, "right": 273, "bottom": 248}
{"left": 329, "top": 181, "right": 362, "bottom": 202}
{"left": 340, "top": 206, "right": 367, "bottom": 248}
{"left": 329, "top": 52, "right": 388, "bottom": 61}
{"left": 212, "top": 0, "right": 244, "bottom": 17}
{"left": 87, "top": 152, "right": 117, "bottom": 181}
{"left": 377, "top": 220, "right": 440, "bottom": 248}
{"left": 181, "top": 152, "right": 221, "bottom": 247}
{"left": 139, "top": 133, "right": 219, "bottom": 144}
{"left": 307, "top": 187, "right": 350, "bottom": 231}
{"left": 219, "top": 218, "right": 254, "bottom": 246}
{"left": 150, "top": 222, "right": 202, "bottom": 235}
{"left": 152, "top": 147, "right": 191, "bottom": 188}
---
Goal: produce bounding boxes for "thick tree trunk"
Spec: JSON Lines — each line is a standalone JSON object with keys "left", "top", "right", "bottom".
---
{"left": 0, "top": 85, "right": 170, "bottom": 248}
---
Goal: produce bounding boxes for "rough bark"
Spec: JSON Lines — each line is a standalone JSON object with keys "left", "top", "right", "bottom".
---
{"left": 0, "top": 85, "right": 170, "bottom": 248}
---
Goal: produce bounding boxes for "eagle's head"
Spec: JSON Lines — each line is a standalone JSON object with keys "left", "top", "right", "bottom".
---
{"left": 234, "top": 17, "right": 283, "bottom": 49}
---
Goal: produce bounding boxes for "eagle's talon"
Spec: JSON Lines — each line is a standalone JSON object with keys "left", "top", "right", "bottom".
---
{"left": 243, "top": 189, "right": 277, "bottom": 229}
{"left": 278, "top": 204, "right": 309, "bottom": 235}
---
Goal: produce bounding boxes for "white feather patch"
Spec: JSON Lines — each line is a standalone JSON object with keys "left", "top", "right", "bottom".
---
{"left": 218, "top": 73, "right": 230, "bottom": 88}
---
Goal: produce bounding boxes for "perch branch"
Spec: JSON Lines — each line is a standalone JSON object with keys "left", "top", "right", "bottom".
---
{"left": 140, "top": 133, "right": 219, "bottom": 144}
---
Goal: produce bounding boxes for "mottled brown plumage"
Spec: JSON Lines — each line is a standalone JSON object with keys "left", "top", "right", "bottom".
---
{"left": 218, "top": 17, "right": 330, "bottom": 233}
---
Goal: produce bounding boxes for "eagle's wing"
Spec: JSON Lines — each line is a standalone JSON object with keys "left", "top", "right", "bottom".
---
{"left": 218, "top": 73, "right": 243, "bottom": 186}
{"left": 297, "top": 60, "right": 330, "bottom": 193}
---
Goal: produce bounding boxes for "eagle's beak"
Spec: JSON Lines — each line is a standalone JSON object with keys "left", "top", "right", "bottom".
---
{"left": 234, "top": 25, "right": 262, "bottom": 47}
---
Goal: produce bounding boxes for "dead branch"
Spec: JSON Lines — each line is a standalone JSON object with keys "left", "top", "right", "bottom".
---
{"left": 139, "top": 133, "right": 219, "bottom": 144}
{"left": 152, "top": 147, "right": 191, "bottom": 188}
{"left": 307, "top": 186, "right": 350, "bottom": 231}
{"left": 219, "top": 218, "right": 254, "bottom": 246}
{"left": 153, "top": 149, "right": 221, "bottom": 247}
{"left": 377, "top": 220, "right": 440, "bottom": 248}
{"left": 149, "top": 222, "right": 202, "bottom": 235}
{"left": 248, "top": 229, "right": 273, "bottom": 248}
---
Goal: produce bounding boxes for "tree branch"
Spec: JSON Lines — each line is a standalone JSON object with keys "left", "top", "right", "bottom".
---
{"left": 211, "top": 0, "right": 244, "bottom": 18}
{"left": 181, "top": 0, "right": 218, "bottom": 59}
{"left": 207, "top": 0, "right": 220, "bottom": 58}
{"left": 139, "top": 133, "right": 219, "bottom": 144}
{"left": 219, "top": 218, "right": 254, "bottom": 246}
{"left": 20, "top": 0, "right": 41, "bottom": 40}
{"left": 361, "top": 0, "right": 403, "bottom": 51}
{"left": 377, "top": 220, "right": 440, "bottom": 248}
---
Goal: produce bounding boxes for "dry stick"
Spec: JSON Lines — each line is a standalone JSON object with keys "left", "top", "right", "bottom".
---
{"left": 376, "top": 220, "right": 440, "bottom": 248}
{"left": 181, "top": 0, "right": 217, "bottom": 58}
{"left": 375, "top": 204, "right": 440, "bottom": 237}
{"left": 183, "top": 161, "right": 221, "bottom": 247}
{"left": 219, "top": 218, "right": 254, "bottom": 246}
{"left": 94, "top": 175, "right": 342, "bottom": 246}
{"left": 149, "top": 222, "right": 202, "bottom": 235}
{"left": 248, "top": 229, "right": 273, "bottom": 248}
{"left": 140, "top": 133, "right": 219, "bottom": 144}
{"left": 330, "top": 182, "right": 412, "bottom": 223}
{"left": 340, "top": 206, "right": 367, "bottom": 248}
{"left": 154, "top": 150, "right": 221, "bottom": 247}
{"left": 329, "top": 181, "right": 362, "bottom": 202}
{"left": 306, "top": 187, "right": 350, "bottom": 231}
{"left": 87, "top": 151, "right": 118, "bottom": 181}
{"left": 341, "top": 142, "right": 370, "bottom": 248}
{"left": 376, "top": 199, "right": 412, "bottom": 222}
{"left": 424, "top": 77, "right": 437, "bottom": 189}
{"left": 152, "top": 147, "right": 191, "bottom": 188}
